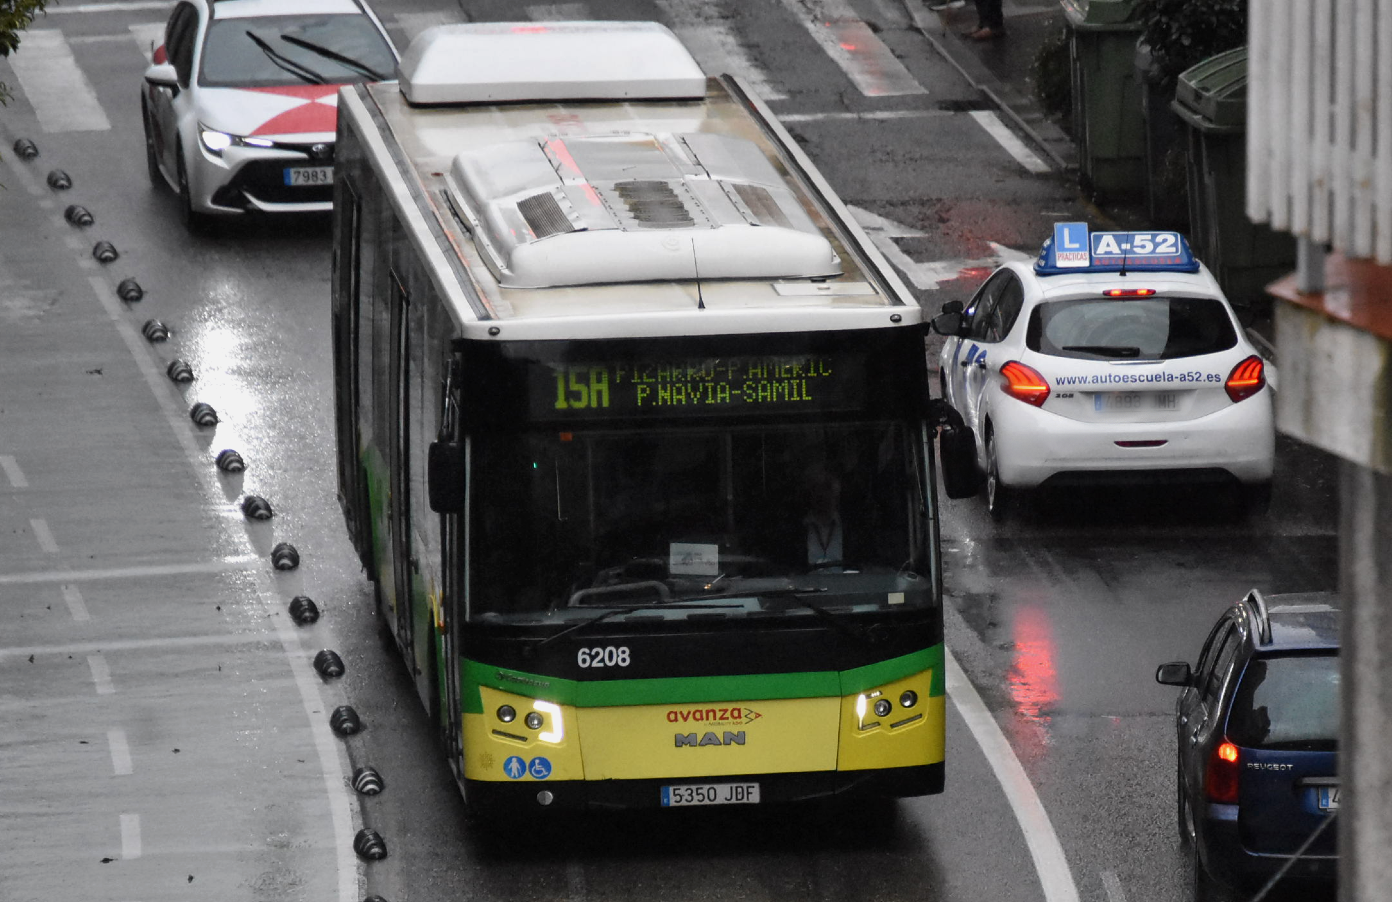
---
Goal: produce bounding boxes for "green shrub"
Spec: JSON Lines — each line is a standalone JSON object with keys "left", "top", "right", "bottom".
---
{"left": 1137, "top": 0, "right": 1247, "bottom": 89}
{"left": 1030, "top": 24, "right": 1072, "bottom": 128}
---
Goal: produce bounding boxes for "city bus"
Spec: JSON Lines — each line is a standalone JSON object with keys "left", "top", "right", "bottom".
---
{"left": 331, "top": 21, "right": 968, "bottom": 812}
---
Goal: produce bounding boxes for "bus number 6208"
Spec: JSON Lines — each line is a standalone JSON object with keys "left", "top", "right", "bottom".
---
{"left": 578, "top": 646, "right": 630, "bottom": 668}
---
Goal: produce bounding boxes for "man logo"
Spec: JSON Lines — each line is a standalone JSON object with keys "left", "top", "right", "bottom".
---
{"left": 675, "top": 731, "right": 746, "bottom": 747}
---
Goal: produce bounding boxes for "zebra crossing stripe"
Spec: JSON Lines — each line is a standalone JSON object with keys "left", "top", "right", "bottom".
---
{"left": 777, "top": 0, "right": 926, "bottom": 97}
{"left": 654, "top": 0, "right": 788, "bottom": 101}
{"left": 8, "top": 30, "right": 112, "bottom": 132}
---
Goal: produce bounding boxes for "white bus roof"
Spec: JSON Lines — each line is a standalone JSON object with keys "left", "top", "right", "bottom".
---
{"left": 398, "top": 22, "right": 707, "bottom": 105}
{"left": 344, "top": 24, "right": 917, "bottom": 341}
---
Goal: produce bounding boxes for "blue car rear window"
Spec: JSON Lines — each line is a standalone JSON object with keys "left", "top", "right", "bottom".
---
{"left": 1227, "top": 653, "right": 1339, "bottom": 751}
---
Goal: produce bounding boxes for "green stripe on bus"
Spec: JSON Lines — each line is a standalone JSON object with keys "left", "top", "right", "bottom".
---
{"left": 462, "top": 644, "right": 944, "bottom": 711}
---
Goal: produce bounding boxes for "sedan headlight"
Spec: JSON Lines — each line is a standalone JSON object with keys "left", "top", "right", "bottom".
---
{"left": 198, "top": 124, "right": 274, "bottom": 156}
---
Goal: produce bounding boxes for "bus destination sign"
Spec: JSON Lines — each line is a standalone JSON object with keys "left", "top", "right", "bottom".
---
{"left": 532, "top": 353, "right": 867, "bottom": 419}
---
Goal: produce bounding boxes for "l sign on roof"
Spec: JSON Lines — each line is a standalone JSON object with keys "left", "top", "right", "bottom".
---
{"left": 1052, "top": 222, "right": 1090, "bottom": 268}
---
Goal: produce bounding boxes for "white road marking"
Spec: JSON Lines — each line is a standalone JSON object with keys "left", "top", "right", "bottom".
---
{"left": 1, "top": 633, "right": 279, "bottom": 661}
{"left": 62, "top": 584, "right": 92, "bottom": 622}
{"left": 970, "top": 110, "right": 1050, "bottom": 174}
{"left": 849, "top": 204, "right": 1034, "bottom": 289}
{"left": 0, "top": 556, "right": 258, "bottom": 585}
{"left": 7, "top": 30, "right": 112, "bottom": 132}
{"left": 1101, "top": 870, "right": 1128, "bottom": 902}
{"left": 946, "top": 648, "right": 1081, "bottom": 902}
{"left": 527, "top": 3, "right": 590, "bottom": 19}
{"left": 81, "top": 276, "right": 360, "bottom": 902}
{"left": 109, "top": 728, "right": 133, "bottom": 775}
{"left": 88, "top": 654, "right": 115, "bottom": 695}
{"left": 778, "top": 0, "right": 926, "bottom": 97}
{"left": 30, "top": 518, "right": 58, "bottom": 553}
{"left": 120, "top": 813, "right": 142, "bottom": 859}
{"left": 130, "top": 23, "right": 166, "bottom": 64}
{"left": 655, "top": 0, "right": 788, "bottom": 100}
{"left": 778, "top": 109, "right": 951, "bottom": 122}
{"left": 0, "top": 455, "right": 28, "bottom": 488}
{"left": 46, "top": 1, "right": 171, "bottom": 12}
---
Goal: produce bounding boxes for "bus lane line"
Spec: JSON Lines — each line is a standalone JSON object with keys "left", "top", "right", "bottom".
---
{"left": 82, "top": 267, "right": 359, "bottom": 901}
{"left": 0, "top": 455, "right": 28, "bottom": 487}
{"left": 0, "top": 556, "right": 258, "bottom": 585}
{"left": 108, "top": 728, "right": 133, "bottom": 775}
{"left": 62, "top": 584, "right": 92, "bottom": 622}
{"left": 120, "top": 813, "right": 142, "bottom": 859}
{"left": 30, "top": 518, "right": 59, "bottom": 553}
{"left": 88, "top": 653, "right": 116, "bottom": 695}
{"left": 945, "top": 647, "right": 1081, "bottom": 902}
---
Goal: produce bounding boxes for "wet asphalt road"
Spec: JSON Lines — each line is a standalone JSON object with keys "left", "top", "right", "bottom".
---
{"left": 0, "top": 1, "right": 1339, "bottom": 901}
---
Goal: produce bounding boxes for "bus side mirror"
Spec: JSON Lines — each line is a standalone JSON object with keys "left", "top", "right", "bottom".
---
{"left": 428, "top": 441, "right": 465, "bottom": 513}
{"left": 1155, "top": 661, "right": 1192, "bottom": 687}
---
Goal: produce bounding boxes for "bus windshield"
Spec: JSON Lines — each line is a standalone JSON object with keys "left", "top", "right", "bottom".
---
{"left": 470, "top": 421, "right": 930, "bottom": 622}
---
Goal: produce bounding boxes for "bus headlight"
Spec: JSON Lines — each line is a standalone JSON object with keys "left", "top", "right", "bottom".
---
{"left": 525, "top": 711, "right": 544, "bottom": 730}
{"left": 873, "top": 698, "right": 892, "bottom": 718}
{"left": 900, "top": 690, "right": 918, "bottom": 708}
{"left": 533, "top": 700, "right": 564, "bottom": 743}
{"left": 496, "top": 705, "right": 516, "bottom": 723}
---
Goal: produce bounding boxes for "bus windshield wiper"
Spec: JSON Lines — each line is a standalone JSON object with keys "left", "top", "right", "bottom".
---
{"left": 755, "top": 586, "right": 881, "bottom": 647}
{"left": 1061, "top": 344, "right": 1142, "bottom": 358}
{"left": 531, "top": 601, "right": 743, "bottom": 652}
{"left": 279, "top": 33, "right": 391, "bottom": 80}
{"left": 245, "top": 30, "right": 327, "bottom": 84}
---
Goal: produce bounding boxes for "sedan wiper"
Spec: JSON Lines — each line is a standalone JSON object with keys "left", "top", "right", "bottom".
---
{"left": 1061, "top": 345, "right": 1142, "bottom": 358}
{"left": 245, "top": 30, "right": 326, "bottom": 84}
{"left": 279, "top": 33, "right": 391, "bottom": 81}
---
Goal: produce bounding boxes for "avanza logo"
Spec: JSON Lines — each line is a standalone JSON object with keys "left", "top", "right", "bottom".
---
{"left": 665, "top": 706, "right": 762, "bottom": 726}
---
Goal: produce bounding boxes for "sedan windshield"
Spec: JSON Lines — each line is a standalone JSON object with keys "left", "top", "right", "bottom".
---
{"left": 470, "top": 422, "right": 930, "bottom": 623}
{"left": 200, "top": 15, "right": 395, "bottom": 88}
{"left": 1026, "top": 297, "right": 1238, "bottom": 361}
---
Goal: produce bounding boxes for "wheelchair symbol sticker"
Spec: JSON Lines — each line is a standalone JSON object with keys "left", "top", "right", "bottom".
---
{"left": 528, "top": 757, "right": 553, "bottom": 780}
{"left": 503, "top": 756, "right": 526, "bottom": 780}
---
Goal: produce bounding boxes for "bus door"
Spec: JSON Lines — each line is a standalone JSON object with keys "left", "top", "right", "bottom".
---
{"left": 386, "top": 272, "right": 414, "bottom": 658}
{"left": 331, "top": 179, "right": 371, "bottom": 570}
{"left": 437, "top": 362, "right": 464, "bottom": 764}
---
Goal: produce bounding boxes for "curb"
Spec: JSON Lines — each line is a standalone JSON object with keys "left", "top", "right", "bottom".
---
{"left": 900, "top": 0, "right": 1077, "bottom": 174}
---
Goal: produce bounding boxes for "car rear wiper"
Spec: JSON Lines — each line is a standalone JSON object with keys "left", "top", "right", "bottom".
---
{"left": 1061, "top": 344, "right": 1142, "bottom": 358}
{"left": 245, "top": 30, "right": 327, "bottom": 84}
{"left": 279, "top": 33, "right": 391, "bottom": 81}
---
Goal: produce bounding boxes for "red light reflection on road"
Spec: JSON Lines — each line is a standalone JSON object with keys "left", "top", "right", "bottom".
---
{"left": 1006, "top": 605, "right": 1059, "bottom": 761}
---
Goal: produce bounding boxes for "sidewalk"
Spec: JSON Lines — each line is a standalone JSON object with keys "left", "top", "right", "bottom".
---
{"left": 902, "top": 0, "right": 1150, "bottom": 230}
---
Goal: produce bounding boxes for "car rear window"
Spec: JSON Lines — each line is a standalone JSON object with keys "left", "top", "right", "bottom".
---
{"left": 201, "top": 14, "right": 396, "bottom": 88}
{"left": 1226, "top": 653, "right": 1339, "bottom": 751}
{"left": 1025, "top": 297, "right": 1238, "bottom": 361}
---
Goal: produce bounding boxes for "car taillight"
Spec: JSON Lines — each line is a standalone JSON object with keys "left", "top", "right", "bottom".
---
{"left": 1102, "top": 288, "right": 1156, "bottom": 297}
{"left": 1000, "top": 361, "right": 1050, "bottom": 407}
{"left": 1225, "top": 355, "right": 1266, "bottom": 403}
{"left": 1205, "top": 740, "right": 1240, "bottom": 803}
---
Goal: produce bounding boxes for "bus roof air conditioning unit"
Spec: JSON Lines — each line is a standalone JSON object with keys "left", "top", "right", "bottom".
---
{"left": 398, "top": 21, "right": 708, "bottom": 105}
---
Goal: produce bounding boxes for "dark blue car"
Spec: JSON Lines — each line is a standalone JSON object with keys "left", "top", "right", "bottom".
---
{"left": 1156, "top": 589, "right": 1339, "bottom": 900}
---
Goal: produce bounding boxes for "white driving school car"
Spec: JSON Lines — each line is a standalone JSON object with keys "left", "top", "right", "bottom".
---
{"left": 141, "top": 0, "right": 397, "bottom": 230}
{"left": 932, "top": 223, "right": 1275, "bottom": 520}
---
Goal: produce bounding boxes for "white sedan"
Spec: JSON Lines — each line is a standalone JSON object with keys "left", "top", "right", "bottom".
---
{"left": 141, "top": 0, "right": 397, "bottom": 231}
{"left": 932, "top": 223, "right": 1275, "bottom": 520}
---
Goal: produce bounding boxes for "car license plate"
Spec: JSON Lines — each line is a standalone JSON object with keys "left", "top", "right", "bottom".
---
{"left": 1318, "top": 786, "right": 1340, "bottom": 810}
{"left": 284, "top": 166, "right": 333, "bottom": 187}
{"left": 660, "top": 782, "right": 760, "bottom": 807}
{"left": 1094, "top": 391, "right": 1177, "bottom": 411}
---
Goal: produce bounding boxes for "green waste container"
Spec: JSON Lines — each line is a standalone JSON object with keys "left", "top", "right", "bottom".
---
{"left": 1171, "top": 47, "right": 1295, "bottom": 307}
{"left": 1061, "top": 0, "right": 1146, "bottom": 201}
